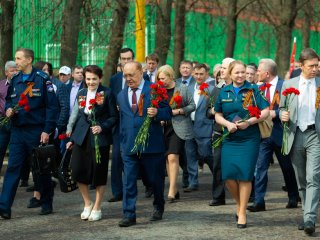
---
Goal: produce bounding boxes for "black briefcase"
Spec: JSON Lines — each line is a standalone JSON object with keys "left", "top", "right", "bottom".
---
{"left": 31, "top": 144, "right": 57, "bottom": 175}
{"left": 57, "top": 150, "right": 78, "bottom": 193}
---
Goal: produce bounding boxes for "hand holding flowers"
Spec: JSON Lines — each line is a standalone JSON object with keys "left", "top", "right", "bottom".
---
{"left": 0, "top": 93, "right": 30, "bottom": 126}
{"left": 281, "top": 87, "right": 300, "bottom": 155}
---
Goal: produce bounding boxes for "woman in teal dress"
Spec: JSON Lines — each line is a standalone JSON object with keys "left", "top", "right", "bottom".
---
{"left": 214, "top": 60, "right": 269, "bottom": 228}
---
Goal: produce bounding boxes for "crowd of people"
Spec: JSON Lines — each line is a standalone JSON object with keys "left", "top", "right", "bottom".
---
{"left": 0, "top": 46, "right": 320, "bottom": 237}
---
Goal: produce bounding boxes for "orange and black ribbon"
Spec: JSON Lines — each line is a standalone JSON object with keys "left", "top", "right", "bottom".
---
{"left": 138, "top": 94, "right": 144, "bottom": 116}
{"left": 270, "top": 90, "right": 280, "bottom": 110}
{"left": 22, "top": 82, "right": 35, "bottom": 97}
{"left": 316, "top": 87, "right": 320, "bottom": 109}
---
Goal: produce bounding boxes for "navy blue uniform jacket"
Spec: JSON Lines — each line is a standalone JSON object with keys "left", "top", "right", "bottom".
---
{"left": 5, "top": 67, "right": 58, "bottom": 134}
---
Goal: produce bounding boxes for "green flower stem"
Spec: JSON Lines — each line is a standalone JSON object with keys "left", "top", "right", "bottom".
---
{"left": 131, "top": 116, "right": 152, "bottom": 153}
{"left": 91, "top": 108, "right": 101, "bottom": 164}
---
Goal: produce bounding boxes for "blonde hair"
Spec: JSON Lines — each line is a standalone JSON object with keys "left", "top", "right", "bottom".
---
{"left": 156, "top": 65, "right": 175, "bottom": 81}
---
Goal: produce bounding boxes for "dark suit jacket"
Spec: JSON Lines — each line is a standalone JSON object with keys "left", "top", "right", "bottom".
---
{"left": 66, "top": 80, "right": 84, "bottom": 93}
{"left": 269, "top": 78, "right": 285, "bottom": 146}
{"left": 117, "top": 80, "right": 172, "bottom": 155}
{"left": 70, "top": 85, "right": 118, "bottom": 147}
{"left": 192, "top": 84, "right": 215, "bottom": 138}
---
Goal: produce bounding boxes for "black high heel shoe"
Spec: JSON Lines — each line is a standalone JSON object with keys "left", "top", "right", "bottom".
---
{"left": 175, "top": 191, "right": 180, "bottom": 200}
{"left": 237, "top": 223, "right": 247, "bottom": 229}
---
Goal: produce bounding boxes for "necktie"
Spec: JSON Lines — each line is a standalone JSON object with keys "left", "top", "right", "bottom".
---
{"left": 148, "top": 73, "right": 152, "bottom": 81}
{"left": 182, "top": 80, "right": 187, "bottom": 84}
{"left": 131, "top": 88, "right": 138, "bottom": 112}
{"left": 265, "top": 85, "right": 271, "bottom": 103}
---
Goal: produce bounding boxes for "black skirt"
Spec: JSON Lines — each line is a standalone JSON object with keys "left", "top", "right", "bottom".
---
{"left": 70, "top": 129, "right": 110, "bottom": 186}
{"left": 164, "top": 121, "right": 185, "bottom": 156}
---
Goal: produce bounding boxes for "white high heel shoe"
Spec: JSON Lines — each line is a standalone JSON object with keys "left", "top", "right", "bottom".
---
{"left": 81, "top": 202, "right": 93, "bottom": 220}
{"left": 88, "top": 210, "right": 102, "bottom": 221}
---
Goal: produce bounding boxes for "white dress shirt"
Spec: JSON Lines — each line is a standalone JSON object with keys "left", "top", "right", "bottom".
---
{"left": 147, "top": 70, "right": 157, "bottom": 83}
{"left": 190, "top": 84, "right": 200, "bottom": 121}
{"left": 128, "top": 79, "right": 145, "bottom": 107}
{"left": 266, "top": 76, "right": 278, "bottom": 102}
{"left": 297, "top": 76, "right": 316, "bottom": 131}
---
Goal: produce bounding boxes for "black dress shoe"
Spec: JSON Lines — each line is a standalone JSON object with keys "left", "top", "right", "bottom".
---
{"left": 19, "top": 180, "right": 29, "bottom": 187}
{"left": 27, "top": 197, "right": 41, "bottom": 208}
{"left": 183, "top": 187, "right": 198, "bottom": 193}
{"left": 304, "top": 221, "right": 315, "bottom": 236}
{"left": 0, "top": 209, "right": 11, "bottom": 219}
{"left": 39, "top": 207, "right": 53, "bottom": 215}
{"left": 237, "top": 223, "right": 247, "bottom": 229}
{"left": 209, "top": 199, "right": 226, "bottom": 206}
{"left": 26, "top": 185, "right": 35, "bottom": 192}
{"left": 298, "top": 222, "right": 304, "bottom": 230}
{"left": 118, "top": 218, "right": 136, "bottom": 227}
{"left": 150, "top": 210, "right": 163, "bottom": 221}
{"left": 247, "top": 203, "right": 266, "bottom": 212}
{"left": 286, "top": 199, "right": 298, "bottom": 208}
{"left": 108, "top": 196, "right": 123, "bottom": 202}
{"left": 145, "top": 187, "right": 154, "bottom": 198}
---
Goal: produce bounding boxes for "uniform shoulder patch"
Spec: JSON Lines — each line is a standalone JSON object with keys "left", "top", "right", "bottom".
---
{"left": 36, "top": 71, "right": 49, "bottom": 79}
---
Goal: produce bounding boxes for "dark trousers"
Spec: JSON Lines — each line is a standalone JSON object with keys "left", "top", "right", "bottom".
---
{"left": 110, "top": 125, "right": 123, "bottom": 198}
{"left": 254, "top": 137, "right": 299, "bottom": 205}
{"left": 0, "top": 124, "right": 10, "bottom": 172}
{"left": 0, "top": 127, "right": 54, "bottom": 214}
{"left": 121, "top": 152, "right": 165, "bottom": 219}
{"left": 212, "top": 134, "right": 225, "bottom": 201}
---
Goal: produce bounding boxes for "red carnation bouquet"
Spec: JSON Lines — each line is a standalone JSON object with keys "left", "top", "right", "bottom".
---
{"left": 212, "top": 89, "right": 261, "bottom": 148}
{"left": 199, "top": 82, "right": 215, "bottom": 107}
{"left": 281, "top": 87, "right": 300, "bottom": 154}
{"left": 0, "top": 93, "right": 30, "bottom": 126}
{"left": 169, "top": 90, "right": 183, "bottom": 109}
{"left": 132, "top": 81, "right": 168, "bottom": 153}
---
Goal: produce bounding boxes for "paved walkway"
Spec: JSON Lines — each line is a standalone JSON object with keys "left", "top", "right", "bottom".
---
{"left": 0, "top": 162, "right": 318, "bottom": 239}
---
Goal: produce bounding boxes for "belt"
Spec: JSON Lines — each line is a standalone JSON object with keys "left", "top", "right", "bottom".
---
{"left": 298, "top": 124, "right": 316, "bottom": 131}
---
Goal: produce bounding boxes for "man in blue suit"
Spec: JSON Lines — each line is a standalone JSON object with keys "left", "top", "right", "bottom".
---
{"left": 185, "top": 63, "right": 215, "bottom": 194}
{"left": 109, "top": 48, "right": 152, "bottom": 202}
{"left": 247, "top": 59, "right": 299, "bottom": 212}
{"left": 117, "top": 61, "right": 171, "bottom": 227}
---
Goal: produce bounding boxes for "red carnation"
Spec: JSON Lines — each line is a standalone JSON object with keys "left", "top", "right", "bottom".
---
{"left": 151, "top": 100, "right": 159, "bottom": 108}
{"left": 89, "top": 99, "right": 97, "bottom": 105}
{"left": 259, "top": 86, "right": 266, "bottom": 91}
{"left": 157, "top": 81, "right": 164, "bottom": 87}
{"left": 156, "top": 96, "right": 163, "bottom": 102}
{"left": 174, "top": 95, "right": 183, "bottom": 108}
{"left": 150, "top": 83, "right": 158, "bottom": 89}
{"left": 24, "top": 105, "right": 30, "bottom": 112}
{"left": 248, "top": 105, "right": 261, "bottom": 119}
{"left": 199, "top": 82, "right": 209, "bottom": 91}
{"left": 80, "top": 100, "right": 86, "bottom": 107}
{"left": 265, "top": 83, "right": 271, "bottom": 88}
{"left": 58, "top": 134, "right": 67, "bottom": 140}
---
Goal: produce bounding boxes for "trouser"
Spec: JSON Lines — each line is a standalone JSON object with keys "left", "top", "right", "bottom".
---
{"left": 290, "top": 128, "right": 320, "bottom": 224}
{"left": 122, "top": 153, "right": 165, "bottom": 219}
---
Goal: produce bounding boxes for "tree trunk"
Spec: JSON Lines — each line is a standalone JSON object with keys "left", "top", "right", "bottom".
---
{"left": 102, "top": 0, "right": 129, "bottom": 86}
{"left": 173, "top": 0, "right": 186, "bottom": 78}
{"left": 155, "top": 0, "right": 173, "bottom": 66}
{"left": 275, "top": 26, "right": 293, "bottom": 78}
{"left": 60, "top": 0, "right": 83, "bottom": 68}
{"left": 302, "top": 2, "right": 311, "bottom": 49}
{"left": 0, "top": 0, "right": 14, "bottom": 78}
{"left": 224, "top": 0, "right": 237, "bottom": 58}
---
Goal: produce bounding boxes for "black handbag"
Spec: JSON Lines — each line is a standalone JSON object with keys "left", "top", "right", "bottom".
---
{"left": 31, "top": 144, "right": 57, "bottom": 175}
{"left": 58, "top": 150, "right": 78, "bottom": 193}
